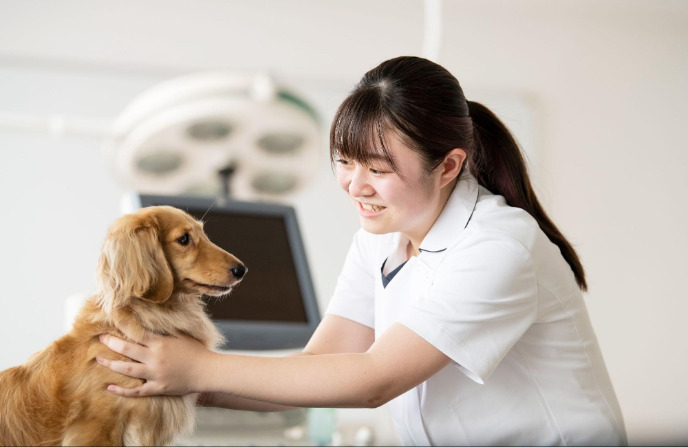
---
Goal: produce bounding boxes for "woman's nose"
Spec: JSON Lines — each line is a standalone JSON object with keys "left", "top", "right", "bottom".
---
{"left": 346, "top": 166, "right": 374, "bottom": 197}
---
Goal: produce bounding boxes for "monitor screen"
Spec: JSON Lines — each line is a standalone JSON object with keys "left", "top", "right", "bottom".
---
{"left": 128, "top": 193, "right": 321, "bottom": 351}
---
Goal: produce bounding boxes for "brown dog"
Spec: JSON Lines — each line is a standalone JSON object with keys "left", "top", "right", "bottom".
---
{"left": 0, "top": 205, "right": 246, "bottom": 446}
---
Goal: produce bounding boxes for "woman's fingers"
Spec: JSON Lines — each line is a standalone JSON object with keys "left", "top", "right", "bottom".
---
{"left": 99, "top": 333, "right": 147, "bottom": 362}
{"left": 106, "top": 382, "right": 156, "bottom": 397}
{"left": 96, "top": 356, "right": 146, "bottom": 379}
{"left": 97, "top": 331, "right": 202, "bottom": 397}
{"left": 96, "top": 356, "right": 159, "bottom": 397}
{"left": 97, "top": 333, "right": 154, "bottom": 390}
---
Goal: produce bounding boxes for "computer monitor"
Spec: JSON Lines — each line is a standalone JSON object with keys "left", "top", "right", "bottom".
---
{"left": 127, "top": 193, "right": 321, "bottom": 351}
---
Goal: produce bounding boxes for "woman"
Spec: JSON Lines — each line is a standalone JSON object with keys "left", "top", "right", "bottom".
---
{"left": 99, "top": 56, "right": 627, "bottom": 445}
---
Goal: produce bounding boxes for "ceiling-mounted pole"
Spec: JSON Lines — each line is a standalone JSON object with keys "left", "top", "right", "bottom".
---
{"left": 421, "top": 0, "right": 443, "bottom": 63}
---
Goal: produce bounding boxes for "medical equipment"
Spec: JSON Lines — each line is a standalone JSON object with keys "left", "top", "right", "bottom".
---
{"left": 104, "top": 71, "right": 322, "bottom": 202}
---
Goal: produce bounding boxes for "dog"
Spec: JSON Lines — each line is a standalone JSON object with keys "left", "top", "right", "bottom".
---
{"left": 0, "top": 205, "right": 246, "bottom": 446}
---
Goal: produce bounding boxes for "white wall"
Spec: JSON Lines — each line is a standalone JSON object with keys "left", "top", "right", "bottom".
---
{"left": 0, "top": 1, "right": 686, "bottom": 444}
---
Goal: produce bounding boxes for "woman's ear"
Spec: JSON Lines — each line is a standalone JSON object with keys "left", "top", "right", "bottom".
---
{"left": 438, "top": 148, "right": 467, "bottom": 188}
{"left": 95, "top": 214, "right": 174, "bottom": 314}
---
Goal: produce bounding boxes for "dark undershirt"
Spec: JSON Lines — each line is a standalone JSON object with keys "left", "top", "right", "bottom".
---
{"left": 381, "top": 258, "right": 408, "bottom": 288}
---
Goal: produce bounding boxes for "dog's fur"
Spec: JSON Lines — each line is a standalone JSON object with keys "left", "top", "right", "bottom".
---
{"left": 0, "top": 206, "right": 245, "bottom": 446}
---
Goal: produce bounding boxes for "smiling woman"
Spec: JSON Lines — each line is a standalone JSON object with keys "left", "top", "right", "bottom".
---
{"left": 97, "top": 56, "right": 626, "bottom": 446}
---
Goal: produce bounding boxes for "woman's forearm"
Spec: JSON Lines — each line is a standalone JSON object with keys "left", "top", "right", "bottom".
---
{"left": 200, "top": 391, "right": 298, "bottom": 412}
{"left": 198, "top": 351, "right": 389, "bottom": 409}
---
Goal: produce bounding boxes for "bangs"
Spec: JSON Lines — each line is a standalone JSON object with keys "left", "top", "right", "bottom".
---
{"left": 329, "top": 87, "right": 397, "bottom": 171}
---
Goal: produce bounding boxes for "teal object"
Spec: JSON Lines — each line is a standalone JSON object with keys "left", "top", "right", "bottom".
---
{"left": 307, "top": 407, "right": 337, "bottom": 445}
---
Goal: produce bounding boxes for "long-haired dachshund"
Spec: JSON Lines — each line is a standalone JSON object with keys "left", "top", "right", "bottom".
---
{"left": 0, "top": 205, "right": 246, "bottom": 446}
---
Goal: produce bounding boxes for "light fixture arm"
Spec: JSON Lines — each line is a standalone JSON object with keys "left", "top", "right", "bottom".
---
{"left": 218, "top": 163, "right": 237, "bottom": 200}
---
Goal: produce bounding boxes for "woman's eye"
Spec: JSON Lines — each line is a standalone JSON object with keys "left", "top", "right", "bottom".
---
{"left": 335, "top": 158, "right": 352, "bottom": 166}
{"left": 369, "top": 167, "right": 387, "bottom": 175}
{"left": 177, "top": 233, "right": 190, "bottom": 246}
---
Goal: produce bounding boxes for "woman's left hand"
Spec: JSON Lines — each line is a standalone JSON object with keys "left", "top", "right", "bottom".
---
{"left": 97, "top": 330, "right": 211, "bottom": 397}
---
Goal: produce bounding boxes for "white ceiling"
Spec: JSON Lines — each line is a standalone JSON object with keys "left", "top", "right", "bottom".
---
{"left": 2, "top": 0, "right": 684, "bottom": 84}
{"left": 0, "top": 0, "right": 424, "bottom": 82}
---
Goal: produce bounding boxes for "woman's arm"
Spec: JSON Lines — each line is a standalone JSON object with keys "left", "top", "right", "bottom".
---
{"left": 301, "top": 314, "right": 375, "bottom": 355}
{"left": 196, "top": 390, "right": 296, "bottom": 412}
{"left": 98, "top": 318, "right": 451, "bottom": 409}
{"left": 195, "top": 315, "right": 376, "bottom": 411}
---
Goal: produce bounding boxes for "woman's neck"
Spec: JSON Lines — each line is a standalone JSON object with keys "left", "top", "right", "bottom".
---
{"left": 403, "top": 177, "right": 458, "bottom": 259}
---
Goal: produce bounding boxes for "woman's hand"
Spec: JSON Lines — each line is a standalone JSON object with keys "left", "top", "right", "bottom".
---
{"left": 97, "top": 330, "right": 212, "bottom": 398}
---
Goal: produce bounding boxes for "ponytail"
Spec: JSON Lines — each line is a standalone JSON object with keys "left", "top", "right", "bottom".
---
{"left": 467, "top": 101, "right": 587, "bottom": 291}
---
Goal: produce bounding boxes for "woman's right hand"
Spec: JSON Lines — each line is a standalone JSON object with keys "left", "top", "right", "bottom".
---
{"left": 97, "top": 330, "right": 213, "bottom": 397}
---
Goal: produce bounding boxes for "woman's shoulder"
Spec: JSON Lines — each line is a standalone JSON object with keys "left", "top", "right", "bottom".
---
{"left": 463, "top": 190, "right": 576, "bottom": 288}
{"left": 466, "top": 189, "right": 543, "bottom": 252}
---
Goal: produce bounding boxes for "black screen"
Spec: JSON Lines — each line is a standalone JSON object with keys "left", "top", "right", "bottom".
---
{"left": 186, "top": 209, "right": 308, "bottom": 323}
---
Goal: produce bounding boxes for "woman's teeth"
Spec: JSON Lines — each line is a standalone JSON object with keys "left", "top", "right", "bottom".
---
{"left": 362, "top": 203, "right": 383, "bottom": 212}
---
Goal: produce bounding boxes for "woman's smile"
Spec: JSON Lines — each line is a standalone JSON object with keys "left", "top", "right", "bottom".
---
{"left": 357, "top": 201, "right": 386, "bottom": 216}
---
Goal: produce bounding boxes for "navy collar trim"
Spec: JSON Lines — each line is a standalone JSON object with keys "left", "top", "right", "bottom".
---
{"left": 416, "top": 171, "right": 480, "bottom": 253}
{"left": 419, "top": 247, "right": 446, "bottom": 253}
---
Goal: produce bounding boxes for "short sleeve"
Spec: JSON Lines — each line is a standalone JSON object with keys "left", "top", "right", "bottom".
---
{"left": 325, "top": 229, "right": 377, "bottom": 329}
{"left": 399, "top": 233, "right": 538, "bottom": 384}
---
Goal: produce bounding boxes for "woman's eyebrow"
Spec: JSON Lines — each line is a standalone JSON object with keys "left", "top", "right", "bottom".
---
{"left": 367, "top": 153, "right": 389, "bottom": 161}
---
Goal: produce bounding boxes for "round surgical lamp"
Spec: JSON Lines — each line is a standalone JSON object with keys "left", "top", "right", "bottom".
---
{"left": 104, "top": 71, "right": 322, "bottom": 202}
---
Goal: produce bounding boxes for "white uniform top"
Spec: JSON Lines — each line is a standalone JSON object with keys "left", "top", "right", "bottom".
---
{"left": 326, "top": 172, "right": 627, "bottom": 446}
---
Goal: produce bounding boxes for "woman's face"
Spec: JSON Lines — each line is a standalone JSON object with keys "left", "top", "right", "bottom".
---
{"left": 335, "top": 133, "right": 447, "bottom": 247}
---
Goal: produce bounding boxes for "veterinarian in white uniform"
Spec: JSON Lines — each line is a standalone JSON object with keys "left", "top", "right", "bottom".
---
{"left": 326, "top": 170, "right": 626, "bottom": 445}
{"left": 99, "top": 56, "right": 627, "bottom": 446}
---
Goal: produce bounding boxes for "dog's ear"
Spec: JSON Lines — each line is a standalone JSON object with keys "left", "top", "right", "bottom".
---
{"left": 95, "top": 213, "right": 174, "bottom": 314}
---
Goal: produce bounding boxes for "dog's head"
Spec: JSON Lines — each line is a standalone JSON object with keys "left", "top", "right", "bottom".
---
{"left": 95, "top": 205, "right": 246, "bottom": 314}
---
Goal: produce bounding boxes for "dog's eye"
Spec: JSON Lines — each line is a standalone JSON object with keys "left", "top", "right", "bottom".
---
{"left": 177, "top": 233, "right": 190, "bottom": 246}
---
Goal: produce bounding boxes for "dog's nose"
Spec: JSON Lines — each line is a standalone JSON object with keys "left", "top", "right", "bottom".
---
{"left": 231, "top": 264, "right": 247, "bottom": 280}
